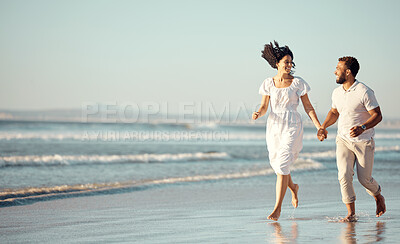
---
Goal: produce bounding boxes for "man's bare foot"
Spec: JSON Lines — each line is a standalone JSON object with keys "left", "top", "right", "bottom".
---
{"left": 340, "top": 214, "right": 357, "bottom": 222}
{"left": 267, "top": 209, "right": 281, "bottom": 221}
{"left": 375, "top": 194, "right": 386, "bottom": 217}
{"left": 290, "top": 184, "right": 299, "bottom": 208}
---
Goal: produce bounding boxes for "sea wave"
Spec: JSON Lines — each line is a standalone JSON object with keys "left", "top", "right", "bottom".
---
{"left": 300, "top": 145, "right": 400, "bottom": 159}
{"left": 2, "top": 131, "right": 400, "bottom": 141}
{"left": 2, "top": 144, "right": 399, "bottom": 167}
{"left": 300, "top": 150, "right": 337, "bottom": 159}
{"left": 0, "top": 131, "right": 230, "bottom": 142}
{"left": 0, "top": 132, "right": 86, "bottom": 141}
{"left": 0, "top": 158, "right": 323, "bottom": 207}
{"left": 0, "top": 152, "right": 230, "bottom": 167}
{"left": 375, "top": 145, "right": 400, "bottom": 152}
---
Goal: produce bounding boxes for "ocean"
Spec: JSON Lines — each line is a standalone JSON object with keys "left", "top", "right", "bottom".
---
{"left": 1, "top": 118, "right": 399, "bottom": 207}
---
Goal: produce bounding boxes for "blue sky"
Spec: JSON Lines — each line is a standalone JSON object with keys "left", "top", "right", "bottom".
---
{"left": 1, "top": 0, "right": 399, "bottom": 118}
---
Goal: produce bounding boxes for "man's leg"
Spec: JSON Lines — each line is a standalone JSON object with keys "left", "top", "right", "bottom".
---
{"left": 374, "top": 194, "right": 386, "bottom": 217}
{"left": 336, "top": 136, "right": 357, "bottom": 221}
{"left": 354, "top": 138, "right": 386, "bottom": 217}
{"left": 343, "top": 202, "right": 356, "bottom": 222}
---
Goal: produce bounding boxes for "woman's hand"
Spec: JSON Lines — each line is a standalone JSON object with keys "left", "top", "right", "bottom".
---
{"left": 317, "top": 128, "right": 328, "bottom": 141}
{"left": 253, "top": 95, "right": 269, "bottom": 121}
{"left": 252, "top": 112, "right": 260, "bottom": 120}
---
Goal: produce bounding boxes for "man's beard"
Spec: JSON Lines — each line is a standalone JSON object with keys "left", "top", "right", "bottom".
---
{"left": 336, "top": 75, "right": 346, "bottom": 84}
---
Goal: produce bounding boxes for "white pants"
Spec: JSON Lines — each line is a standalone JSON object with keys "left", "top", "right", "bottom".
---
{"left": 336, "top": 136, "right": 381, "bottom": 204}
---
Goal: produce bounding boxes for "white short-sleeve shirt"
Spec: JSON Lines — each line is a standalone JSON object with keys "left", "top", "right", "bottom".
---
{"left": 332, "top": 80, "right": 379, "bottom": 142}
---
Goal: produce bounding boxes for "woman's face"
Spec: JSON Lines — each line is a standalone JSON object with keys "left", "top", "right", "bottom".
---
{"left": 276, "top": 55, "right": 293, "bottom": 74}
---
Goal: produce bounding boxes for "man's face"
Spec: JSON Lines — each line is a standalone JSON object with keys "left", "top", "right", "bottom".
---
{"left": 335, "top": 61, "right": 347, "bottom": 84}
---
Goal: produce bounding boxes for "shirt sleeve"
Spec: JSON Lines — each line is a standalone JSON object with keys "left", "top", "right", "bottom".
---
{"left": 362, "top": 89, "right": 379, "bottom": 111}
{"left": 259, "top": 79, "right": 270, "bottom": 96}
{"left": 331, "top": 91, "right": 337, "bottom": 109}
{"left": 296, "top": 78, "right": 311, "bottom": 97}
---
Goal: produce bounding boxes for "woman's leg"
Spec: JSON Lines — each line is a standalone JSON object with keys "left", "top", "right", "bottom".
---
{"left": 288, "top": 174, "right": 299, "bottom": 208}
{"left": 268, "top": 174, "right": 289, "bottom": 221}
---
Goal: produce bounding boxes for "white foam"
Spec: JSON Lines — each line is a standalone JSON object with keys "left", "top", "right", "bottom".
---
{"left": 292, "top": 158, "right": 324, "bottom": 171}
{"left": 0, "top": 152, "right": 230, "bottom": 167}
{"left": 300, "top": 150, "right": 336, "bottom": 159}
{"left": 0, "top": 131, "right": 230, "bottom": 142}
{"left": 1, "top": 144, "right": 397, "bottom": 167}
{"left": 0, "top": 132, "right": 85, "bottom": 141}
{"left": 375, "top": 145, "right": 400, "bottom": 151}
{"left": 375, "top": 134, "right": 400, "bottom": 139}
{"left": 299, "top": 145, "right": 400, "bottom": 160}
{"left": 2, "top": 130, "right": 400, "bottom": 142}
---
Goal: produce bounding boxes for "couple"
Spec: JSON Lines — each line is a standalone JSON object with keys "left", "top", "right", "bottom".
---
{"left": 252, "top": 41, "right": 386, "bottom": 222}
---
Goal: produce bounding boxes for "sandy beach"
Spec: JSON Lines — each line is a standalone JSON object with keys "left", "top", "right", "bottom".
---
{"left": 1, "top": 121, "right": 399, "bottom": 243}
{"left": 1, "top": 178, "right": 398, "bottom": 243}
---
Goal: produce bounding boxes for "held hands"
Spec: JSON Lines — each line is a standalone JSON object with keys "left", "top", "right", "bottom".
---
{"left": 317, "top": 127, "right": 328, "bottom": 141}
{"left": 252, "top": 112, "right": 260, "bottom": 120}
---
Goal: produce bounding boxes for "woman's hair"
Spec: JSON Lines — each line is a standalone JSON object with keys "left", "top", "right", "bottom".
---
{"left": 261, "top": 41, "right": 295, "bottom": 69}
{"left": 338, "top": 56, "right": 359, "bottom": 77}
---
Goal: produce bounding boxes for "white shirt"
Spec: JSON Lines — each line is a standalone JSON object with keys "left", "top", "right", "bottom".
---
{"left": 332, "top": 80, "right": 379, "bottom": 142}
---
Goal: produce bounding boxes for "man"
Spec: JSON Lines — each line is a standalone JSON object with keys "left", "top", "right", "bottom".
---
{"left": 318, "top": 56, "right": 386, "bottom": 222}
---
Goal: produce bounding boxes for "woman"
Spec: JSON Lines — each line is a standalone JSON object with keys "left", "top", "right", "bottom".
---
{"left": 252, "top": 41, "right": 322, "bottom": 221}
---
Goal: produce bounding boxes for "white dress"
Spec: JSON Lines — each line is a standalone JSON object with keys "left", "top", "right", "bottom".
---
{"left": 259, "top": 76, "right": 310, "bottom": 175}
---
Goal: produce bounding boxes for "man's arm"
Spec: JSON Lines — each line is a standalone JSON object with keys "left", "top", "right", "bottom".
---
{"left": 349, "top": 106, "right": 382, "bottom": 137}
{"left": 321, "top": 108, "right": 340, "bottom": 129}
{"left": 318, "top": 108, "right": 340, "bottom": 141}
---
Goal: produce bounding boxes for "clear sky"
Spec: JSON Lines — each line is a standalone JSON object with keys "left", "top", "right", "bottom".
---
{"left": 1, "top": 0, "right": 399, "bottom": 118}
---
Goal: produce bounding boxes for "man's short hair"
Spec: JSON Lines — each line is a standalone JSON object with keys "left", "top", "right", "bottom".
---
{"left": 339, "top": 56, "right": 360, "bottom": 77}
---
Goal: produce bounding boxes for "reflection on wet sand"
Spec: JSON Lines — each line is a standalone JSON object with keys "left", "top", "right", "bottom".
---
{"left": 340, "top": 221, "right": 386, "bottom": 243}
{"left": 367, "top": 221, "right": 386, "bottom": 243}
{"left": 267, "top": 219, "right": 386, "bottom": 243}
{"left": 268, "top": 222, "right": 298, "bottom": 244}
{"left": 341, "top": 222, "right": 357, "bottom": 244}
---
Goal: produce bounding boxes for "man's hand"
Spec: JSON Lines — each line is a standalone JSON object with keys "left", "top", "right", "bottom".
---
{"left": 350, "top": 125, "right": 365, "bottom": 137}
{"left": 317, "top": 128, "right": 328, "bottom": 141}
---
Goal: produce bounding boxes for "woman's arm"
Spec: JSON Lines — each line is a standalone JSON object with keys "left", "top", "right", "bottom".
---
{"left": 300, "top": 94, "right": 321, "bottom": 129}
{"left": 252, "top": 95, "right": 270, "bottom": 120}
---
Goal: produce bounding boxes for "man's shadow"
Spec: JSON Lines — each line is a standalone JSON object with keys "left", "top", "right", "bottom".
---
{"left": 340, "top": 221, "right": 386, "bottom": 243}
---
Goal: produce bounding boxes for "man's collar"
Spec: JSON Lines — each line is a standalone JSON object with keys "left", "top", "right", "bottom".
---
{"left": 342, "top": 79, "right": 359, "bottom": 92}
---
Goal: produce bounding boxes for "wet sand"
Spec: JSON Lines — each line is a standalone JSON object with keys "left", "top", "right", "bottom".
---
{"left": 0, "top": 180, "right": 398, "bottom": 243}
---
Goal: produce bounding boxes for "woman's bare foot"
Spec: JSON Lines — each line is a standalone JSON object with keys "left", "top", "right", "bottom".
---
{"left": 267, "top": 209, "right": 281, "bottom": 221}
{"left": 290, "top": 184, "right": 299, "bottom": 208}
{"left": 375, "top": 194, "right": 386, "bottom": 217}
